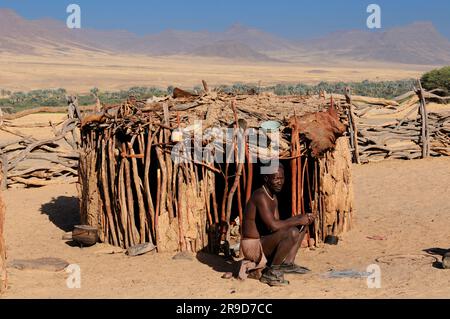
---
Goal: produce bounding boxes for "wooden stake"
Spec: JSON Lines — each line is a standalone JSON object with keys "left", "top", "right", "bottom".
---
{"left": 100, "top": 139, "right": 118, "bottom": 246}
{"left": 129, "top": 141, "right": 149, "bottom": 244}
{"left": 345, "top": 88, "right": 361, "bottom": 164}
{"left": 144, "top": 128, "right": 156, "bottom": 238}
{"left": 155, "top": 169, "right": 161, "bottom": 247}
{"left": 301, "top": 156, "right": 307, "bottom": 215}
{"left": 290, "top": 128, "right": 298, "bottom": 216}
{"left": 122, "top": 143, "right": 139, "bottom": 246}
{"left": 177, "top": 169, "right": 186, "bottom": 251}
{"left": 203, "top": 167, "right": 213, "bottom": 226}
{"left": 211, "top": 171, "right": 219, "bottom": 224}
{"left": 163, "top": 104, "right": 175, "bottom": 222}
{"left": 108, "top": 136, "right": 124, "bottom": 247}
{"left": 416, "top": 80, "right": 430, "bottom": 158}
{"left": 245, "top": 142, "right": 253, "bottom": 205}
{"left": 202, "top": 80, "right": 209, "bottom": 93}
{"left": 0, "top": 165, "right": 7, "bottom": 292}
{"left": 155, "top": 132, "right": 168, "bottom": 222}
{"left": 225, "top": 162, "right": 244, "bottom": 238}
{"left": 297, "top": 145, "right": 302, "bottom": 215}
{"left": 118, "top": 158, "right": 130, "bottom": 248}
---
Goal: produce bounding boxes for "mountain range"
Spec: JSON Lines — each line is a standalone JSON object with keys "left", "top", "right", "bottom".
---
{"left": 1, "top": 8, "right": 450, "bottom": 65}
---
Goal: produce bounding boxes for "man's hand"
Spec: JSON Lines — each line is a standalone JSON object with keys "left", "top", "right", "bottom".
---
{"left": 307, "top": 212, "right": 317, "bottom": 223}
{"left": 296, "top": 213, "right": 316, "bottom": 226}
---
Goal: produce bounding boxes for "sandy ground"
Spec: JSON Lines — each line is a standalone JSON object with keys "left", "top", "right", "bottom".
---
{"left": 0, "top": 113, "right": 68, "bottom": 142}
{"left": 0, "top": 52, "right": 433, "bottom": 92}
{"left": 1, "top": 157, "right": 449, "bottom": 299}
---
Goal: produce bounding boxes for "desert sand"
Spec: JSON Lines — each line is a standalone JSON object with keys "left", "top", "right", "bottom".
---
{"left": 1, "top": 156, "right": 449, "bottom": 299}
{"left": 0, "top": 52, "right": 434, "bottom": 92}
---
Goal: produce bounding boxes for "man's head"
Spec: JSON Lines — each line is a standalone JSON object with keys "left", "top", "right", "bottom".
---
{"left": 262, "top": 162, "right": 285, "bottom": 193}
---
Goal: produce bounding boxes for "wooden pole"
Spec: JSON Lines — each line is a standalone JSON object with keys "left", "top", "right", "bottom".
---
{"left": 211, "top": 170, "right": 219, "bottom": 224}
{"left": 177, "top": 169, "right": 186, "bottom": 251}
{"left": 235, "top": 126, "right": 244, "bottom": 225}
{"left": 122, "top": 143, "right": 139, "bottom": 246}
{"left": 155, "top": 132, "right": 168, "bottom": 224}
{"left": 301, "top": 156, "right": 307, "bottom": 215}
{"left": 225, "top": 101, "right": 244, "bottom": 234}
{"left": 416, "top": 80, "right": 430, "bottom": 158}
{"left": 107, "top": 137, "right": 124, "bottom": 247}
{"left": 144, "top": 127, "right": 156, "bottom": 239}
{"left": 203, "top": 167, "right": 213, "bottom": 226}
{"left": 163, "top": 104, "right": 175, "bottom": 222}
{"left": 202, "top": 80, "right": 209, "bottom": 93}
{"left": 344, "top": 88, "right": 361, "bottom": 164}
{"left": 245, "top": 142, "right": 253, "bottom": 205}
{"left": 225, "top": 162, "right": 244, "bottom": 239}
{"left": 296, "top": 141, "right": 302, "bottom": 216}
{"left": 0, "top": 165, "right": 7, "bottom": 292}
{"left": 290, "top": 127, "right": 298, "bottom": 216}
{"left": 100, "top": 139, "right": 119, "bottom": 246}
{"left": 155, "top": 169, "right": 161, "bottom": 248}
{"left": 117, "top": 158, "right": 130, "bottom": 248}
{"left": 129, "top": 141, "right": 149, "bottom": 244}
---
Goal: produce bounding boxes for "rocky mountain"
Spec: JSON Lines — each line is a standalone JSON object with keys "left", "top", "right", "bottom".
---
{"left": 1, "top": 8, "right": 449, "bottom": 64}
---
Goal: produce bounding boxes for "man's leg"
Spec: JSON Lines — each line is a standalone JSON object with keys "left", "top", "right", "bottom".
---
{"left": 284, "top": 227, "right": 307, "bottom": 264}
{"left": 261, "top": 227, "right": 300, "bottom": 266}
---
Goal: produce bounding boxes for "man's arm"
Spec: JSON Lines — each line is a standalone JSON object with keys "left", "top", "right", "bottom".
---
{"left": 255, "top": 193, "right": 314, "bottom": 232}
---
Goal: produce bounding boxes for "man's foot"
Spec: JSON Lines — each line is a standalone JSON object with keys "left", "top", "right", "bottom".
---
{"left": 247, "top": 268, "right": 263, "bottom": 280}
{"left": 277, "top": 263, "right": 311, "bottom": 274}
{"left": 259, "top": 267, "right": 289, "bottom": 286}
{"left": 443, "top": 252, "right": 450, "bottom": 269}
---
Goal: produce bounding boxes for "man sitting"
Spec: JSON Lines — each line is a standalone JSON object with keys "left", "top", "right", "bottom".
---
{"left": 240, "top": 163, "right": 316, "bottom": 286}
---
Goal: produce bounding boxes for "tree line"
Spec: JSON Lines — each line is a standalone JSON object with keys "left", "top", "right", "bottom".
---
{"left": 1, "top": 67, "right": 448, "bottom": 113}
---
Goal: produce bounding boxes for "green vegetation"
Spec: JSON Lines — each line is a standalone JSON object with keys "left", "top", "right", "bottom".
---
{"left": 0, "top": 88, "right": 68, "bottom": 112}
{"left": 421, "top": 66, "right": 450, "bottom": 96}
{"left": 0, "top": 80, "right": 419, "bottom": 113}
{"left": 217, "top": 79, "right": 416, "bottom": 99}
{"left": 0, "top": 87, "right": 167, "bottom": 113}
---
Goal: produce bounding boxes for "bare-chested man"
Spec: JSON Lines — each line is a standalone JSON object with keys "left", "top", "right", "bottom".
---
{"left": 240, "top": 163, "right": 316, "bottom": 286}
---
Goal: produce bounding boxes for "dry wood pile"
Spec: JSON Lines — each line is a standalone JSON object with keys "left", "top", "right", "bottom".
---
{"left": 0, "top": 166, "right": 6, "bottom": 292}
{"left": 355, "top": 112, "right": 450, "bottom": 162}
{"left": 328, "top": 85, "right": 450, "bottom": 163}
{"left": 0, "top": 100, "right": 84, "bottom": 189}
{"left": 79, "top": 86, "right": 354, "bottom": 252}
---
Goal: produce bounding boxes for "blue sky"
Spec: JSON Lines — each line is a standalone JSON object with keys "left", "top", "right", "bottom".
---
{"left": 1, "top": 0, "right": 449, "bottom": 39}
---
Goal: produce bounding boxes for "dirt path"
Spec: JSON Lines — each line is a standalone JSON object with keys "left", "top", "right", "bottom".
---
{"left": 1, "top": 158, "right": 450, "bottom": 298}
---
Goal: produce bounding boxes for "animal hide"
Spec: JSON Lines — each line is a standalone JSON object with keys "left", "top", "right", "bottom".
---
{"left": 288, "top": 106, "right": 347, "bottom": 157}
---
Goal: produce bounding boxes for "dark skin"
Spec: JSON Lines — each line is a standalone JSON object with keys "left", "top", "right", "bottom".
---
{"left": 242, "top": 165, "right": 316, "bottom": 266}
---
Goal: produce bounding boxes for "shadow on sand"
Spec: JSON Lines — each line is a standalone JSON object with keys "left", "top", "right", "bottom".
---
{"left": 196, "top": 251, "right": 240, "bottom": 277}
{"left": 40, "top": 196, "right": 80, "bottom": 232}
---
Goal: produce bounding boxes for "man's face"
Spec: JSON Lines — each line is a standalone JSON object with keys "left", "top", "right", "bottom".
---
{"left": 266, "top": 167, "right": 285, "bottom": 193}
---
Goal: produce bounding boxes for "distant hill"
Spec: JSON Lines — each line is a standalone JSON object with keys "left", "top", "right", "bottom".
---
{"left": 1, "top": 8, "right": 450, "bottom": 64}
{"left": 303, "top": 22, "right": 450, "bottom": 65}
{"left": 189, "top": 41, "right": 281, "bottom": 62}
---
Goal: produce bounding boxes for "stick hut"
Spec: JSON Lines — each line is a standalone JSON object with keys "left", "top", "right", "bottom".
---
{"left": 78, "top": 88, "right": 354, "bottom": 252}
